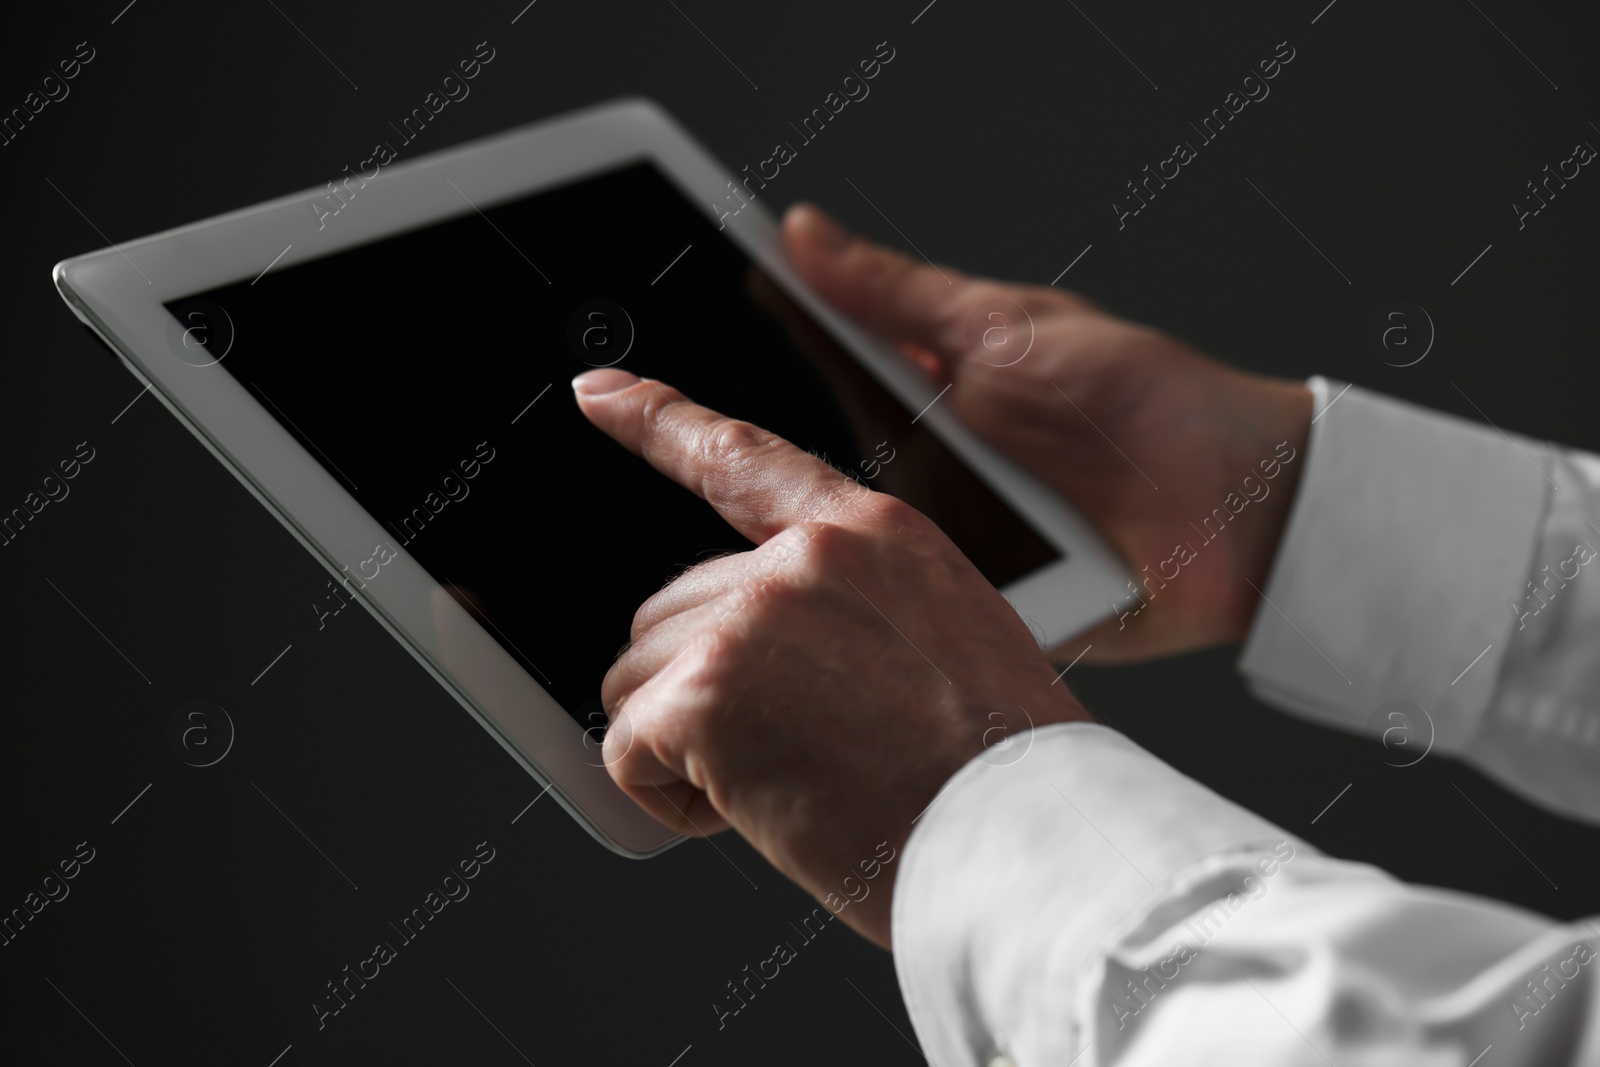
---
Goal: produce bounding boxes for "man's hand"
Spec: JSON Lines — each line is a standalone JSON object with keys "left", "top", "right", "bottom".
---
{"left": 572, "top": 368, "right": 1089, "bottom": 949}
{"left": 784, "top": 204, "right": 1314, "bottom": 662}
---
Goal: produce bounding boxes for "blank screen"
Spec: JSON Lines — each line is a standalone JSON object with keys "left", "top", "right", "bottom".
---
{"left": 166, "top": 161, "right": 1061, "bottom": 725}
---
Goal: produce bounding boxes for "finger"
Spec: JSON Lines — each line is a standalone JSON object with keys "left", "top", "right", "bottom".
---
{"left": 604, "top": 706, "right": 732, "bottom": 838}
{"left": 782, "top": 202, "right": 1098, "bottom": 368}
{"left": 571, "top": 369, "right": 859, "bottom": 544}
{"left": 783, "top": 202, "right": 968, "bottom": 356}
{"left": 601, "top": 639, "right": 733, "bottom": 838}
{"left": 631, "top": 551, "right": 746, "bottom": 640}
{"left": 615, "top": 529, "right": 815, "bottom": 698}
{"left": 602, "top": 609, "right": 701, "bottom": 715}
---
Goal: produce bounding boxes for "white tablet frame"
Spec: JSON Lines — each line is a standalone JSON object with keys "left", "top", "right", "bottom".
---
{"left": 53, "top": 97, "right": 1129, "bottom": 860}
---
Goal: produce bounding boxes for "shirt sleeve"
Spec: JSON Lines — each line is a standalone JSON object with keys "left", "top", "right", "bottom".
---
{"left": 891, "top": 722, "right": 1600, "bottom": 1067}
{"left": 1238, "top": 377, "right": 1600, "bottom": 823}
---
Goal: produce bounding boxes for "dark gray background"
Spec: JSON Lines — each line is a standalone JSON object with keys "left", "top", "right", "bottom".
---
{"left": 3, "top": 0, "right": 1598, "bottom": 1063}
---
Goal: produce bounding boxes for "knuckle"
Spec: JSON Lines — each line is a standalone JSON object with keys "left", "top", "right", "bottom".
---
{"left": 637, "top": 381, "right": 671, "bottom": 424}
{"left": 641, "top": 377, "right": 684, "bottom": 410}
{"left": 739, "top": 565, "right": 811, "bottom": 619}
{"left": 704, "top": 417, "right": 780, "bottom": 468}
{"left": 629, "top": 596, "right": 662, "bottom": 642}
{"left": 697, "top": 628, "right": 743, "bottom": 675}
{"left": 756, "top": 521, "right": 865, "bottom": 596}
{"left": 599, "top": 658, "right": 631, "bottom": 711}
{"left": 723, "top": 563, "right": 799, "bottom": 625}
{"left": 1019, "top": 282, "right": 1093, "bottom": 315}
{"left": 706, "top": 543, "right": 824, "bottom": 633}
{"left": 855, "top": 490, "right": 923, "bottom": 532}
{"left": 674, "top": 630, "right": 744, "bottom": 707}
{"left": 633, "top": 552, "right": 739, "bottom": 639}
{"left": 637, "top": 381, "right": 688, "bottom": 440}
{"left": 794, "top": 520, "right": 857, "bottom": 569}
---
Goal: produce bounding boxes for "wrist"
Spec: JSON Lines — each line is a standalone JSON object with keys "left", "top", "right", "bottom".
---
{"left": 1220, "top": 378, "right": 1313, "bottom": 643}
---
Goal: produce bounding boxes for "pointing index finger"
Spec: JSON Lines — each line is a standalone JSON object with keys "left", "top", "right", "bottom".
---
{"left": 572, "top": 368, "right": 858, "bottom": 544}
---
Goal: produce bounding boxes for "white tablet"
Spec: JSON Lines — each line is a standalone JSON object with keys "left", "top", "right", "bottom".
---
{"left": 53, "top": 98, "right": 1128, "bottom": 859}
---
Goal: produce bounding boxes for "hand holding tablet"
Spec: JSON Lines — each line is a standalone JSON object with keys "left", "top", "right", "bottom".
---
{"left": 781, "top": 203, "right": 1315, "bottom": 665}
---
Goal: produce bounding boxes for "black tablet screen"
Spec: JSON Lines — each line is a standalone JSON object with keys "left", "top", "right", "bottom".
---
{"left": 165, "top": 161, "right": 1060, "bottom": 725}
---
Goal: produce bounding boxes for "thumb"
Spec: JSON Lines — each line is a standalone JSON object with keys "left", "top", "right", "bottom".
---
{"left": 782, "top": 201, "right": 980, "bottom": 364}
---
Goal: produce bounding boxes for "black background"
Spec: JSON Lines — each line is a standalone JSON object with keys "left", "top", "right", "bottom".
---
{"left": 2, "top": 1, "right": 1598, "bottom": 1063}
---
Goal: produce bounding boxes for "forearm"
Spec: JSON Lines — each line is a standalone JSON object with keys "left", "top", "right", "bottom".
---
{"left": 893, "top": 722, "right": 1600, "bottom": 1066}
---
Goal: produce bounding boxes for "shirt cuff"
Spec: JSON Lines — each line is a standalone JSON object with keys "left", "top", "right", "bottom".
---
{"left": 890, "top": 722, "right": 1299, "bottom": 1067}
{"left": 1462, "top": 445, "right": 1600, "bottom": 822}
{"left": 1238, "top": 377, "right": 1554, "bottom": 753}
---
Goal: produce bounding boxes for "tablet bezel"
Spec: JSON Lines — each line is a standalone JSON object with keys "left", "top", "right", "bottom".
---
{"left": 53, "top": 97, "right": 1129, "bottom": 860}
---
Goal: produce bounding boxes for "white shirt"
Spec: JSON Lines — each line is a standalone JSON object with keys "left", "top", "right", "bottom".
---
{"left": 893, "top": 378, "right": 1600, "bottom": 1066}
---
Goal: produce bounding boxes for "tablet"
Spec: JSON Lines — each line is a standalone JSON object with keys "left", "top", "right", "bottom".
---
{"left": 52, "top": 98, "right": 1128, "bottom": 859}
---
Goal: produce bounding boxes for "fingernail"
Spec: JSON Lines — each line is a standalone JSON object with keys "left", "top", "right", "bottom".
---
{"left": 792, "top": 202, "right": 848, "bottom": 251}
{"left": 572, "top": 368, "right": 638, "bottom": 396}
